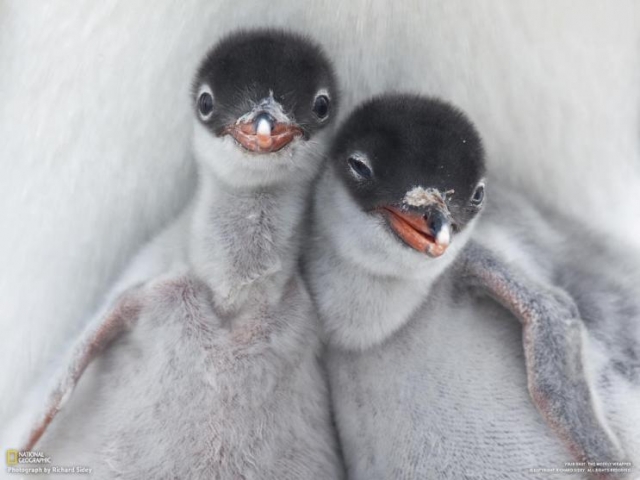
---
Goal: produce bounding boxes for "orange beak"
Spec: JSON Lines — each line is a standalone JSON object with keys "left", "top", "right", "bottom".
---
{"left": 379, "top": 206, "right": 451, "bottom": 257}
{"left": 224, "top": 114, "right": 303, "bottom": 153}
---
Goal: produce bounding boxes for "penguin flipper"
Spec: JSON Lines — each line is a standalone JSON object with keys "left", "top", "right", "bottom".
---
{"left": 21, "top": 286, "right": 144, "bottom": 452}
{"left": 459, "top": 241, "right": 627, "bottom": 469}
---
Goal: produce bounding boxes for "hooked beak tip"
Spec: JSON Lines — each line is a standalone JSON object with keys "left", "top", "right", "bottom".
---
{"left": 256, "top": 117, "right": 272, "bottom": 137}
{"left": 435, "top": 225, "right": 451, "bottom": 247}
{"left": 255, "top": 115, "right": 274, "bottom": 148}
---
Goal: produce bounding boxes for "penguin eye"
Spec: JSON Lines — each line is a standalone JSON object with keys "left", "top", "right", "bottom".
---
{"left": 198, "top": 93, "right": 213, "bottom": 118}
{"left": 348, "top": 155, "right": 373, "bottom": 180}
{"left": 470, "top": 183, "right": 485, "bottom": 206}
{"left": 197, "top": 86, "right": 214, "bottom": 120}
{"left": 312, "top": 94, "right": 330, "bottom": 120}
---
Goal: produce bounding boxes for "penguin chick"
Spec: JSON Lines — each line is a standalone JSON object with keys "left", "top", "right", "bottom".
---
{"left": 308, "top": 94, "right": 486, "bottom": 350}
{"left": 304, "top": 94, "right": 630, "bottom": 478}
{"left": 192, "top": 28, "right": 337, "bottom": 189}
{"left": 16, "top": 29, "right": 343, "bottom": 479}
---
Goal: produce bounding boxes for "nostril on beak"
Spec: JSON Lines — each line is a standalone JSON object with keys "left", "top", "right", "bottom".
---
{"left": 426, "top": 215, "right": 443, "bottom": 237}
{"left": 426, "top": 211, "right": 451, "bottom": 247}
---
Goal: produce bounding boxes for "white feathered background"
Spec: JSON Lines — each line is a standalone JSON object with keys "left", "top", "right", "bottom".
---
{"left": 1, "top": 0, "right": 639, "bottom": 430}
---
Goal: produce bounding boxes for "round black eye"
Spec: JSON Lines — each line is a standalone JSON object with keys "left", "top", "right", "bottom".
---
{"left": 198, "top": 92, "right": 213, "bottom": 118}
{"left": 348, "top": 156, "right": 373, "bottom": 180}
{"left": 312, "top": 95, "right": 330, "bottom": 119}
{"left": 471, "top": 184, "right": 485, "bottom": 206}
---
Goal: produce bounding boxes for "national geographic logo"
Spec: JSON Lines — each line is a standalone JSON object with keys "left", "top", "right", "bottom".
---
{"left": 6, "top": 450, "right": 18, "bottom": 466}
{"left": 5, "top": 449, "right": 51, "bottom": 465}
{"left": 5, "top": 449, "right": 92, "bottom": 475}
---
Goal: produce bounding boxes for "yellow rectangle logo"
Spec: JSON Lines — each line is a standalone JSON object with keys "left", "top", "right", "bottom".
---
{"left": 6, "top": 449, "right": 18, "bottom": 466}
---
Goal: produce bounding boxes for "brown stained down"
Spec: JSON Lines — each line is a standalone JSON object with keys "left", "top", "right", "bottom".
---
{"left": 228, "top": 276, "right": 303, "bottom": 349}
{"left": 230, "top": 317, "right": 271, "bottom": 348}
{"left": 151, "top": 275, "right": 204, "bottom": 307}
{"left": 165, "top": 276, "right": 220, "bottom": 338}
{"left": 403, "top": 187, "right": 451, "bottom": 210}
{"left": 151, "top": 274, "right": 273, "bottom": 351}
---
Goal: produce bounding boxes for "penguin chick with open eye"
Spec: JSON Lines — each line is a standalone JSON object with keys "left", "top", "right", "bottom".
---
{"left": 303, "top": 94, "right": 634, "bottom": 479}
{"left": 13, "top": 29, "right": 344, "bottom": 479}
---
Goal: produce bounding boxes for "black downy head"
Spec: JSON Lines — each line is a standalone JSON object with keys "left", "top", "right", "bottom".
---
{"left": 330, "top": 94, "right": 486, "bottom": 257}
{"left": 193, "top": 29, "right": 338, "bottom": 154}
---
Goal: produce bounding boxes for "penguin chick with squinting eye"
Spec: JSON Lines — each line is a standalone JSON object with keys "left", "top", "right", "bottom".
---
{"left": 303, "top": 94, "right": 636, "bottom": 479}
{"left": 14, "top": 29, "right": 344, "bottom": 479}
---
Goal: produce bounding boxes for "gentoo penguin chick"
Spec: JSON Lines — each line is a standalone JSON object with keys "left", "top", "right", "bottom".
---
{"left": 15, "top": 29, "right": 343, "bottom": 479}
{"left": 304, "top": 94, "right": 633, "bottom": 478}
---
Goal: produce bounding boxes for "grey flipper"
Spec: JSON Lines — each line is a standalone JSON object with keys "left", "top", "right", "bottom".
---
{"left": 22, "top": 286, "right": 143, "bottom": 452}
{"left": 458, "top": 240, "right": 627, "bottom": 467}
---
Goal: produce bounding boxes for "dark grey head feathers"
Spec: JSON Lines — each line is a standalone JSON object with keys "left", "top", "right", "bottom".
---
{"left": 330, "top": 94, "right": 486, "bottom": 255}
{"left": 193, "top": 29, "right": 338, "bottom": 143}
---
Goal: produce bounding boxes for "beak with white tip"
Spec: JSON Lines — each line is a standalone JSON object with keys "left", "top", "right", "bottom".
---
{"left": 223, "top": 97, "right": 303, "bottom": 154}
{"left": 378, "top": 205, "right": 453, "bottom": 258}
{"left": 375, "top": 185, "right": 456, "bottom": 257}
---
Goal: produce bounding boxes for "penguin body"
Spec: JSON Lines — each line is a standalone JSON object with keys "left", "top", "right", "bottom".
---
{"left": 304, "top": 94, "right": 640, "bottom": 479}
{"left": 14, "top": 29, "right": 344, "bottom": 479}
